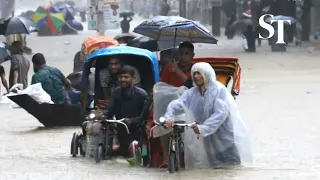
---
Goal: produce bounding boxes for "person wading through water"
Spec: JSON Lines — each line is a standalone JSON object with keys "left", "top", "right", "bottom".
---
{"left": 120, "top": 16, "right": 133, "bottom": 33}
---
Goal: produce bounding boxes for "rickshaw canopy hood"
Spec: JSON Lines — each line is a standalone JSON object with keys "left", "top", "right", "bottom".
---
{"left": 85, "top": 45, "right": 159, "bottom": 82}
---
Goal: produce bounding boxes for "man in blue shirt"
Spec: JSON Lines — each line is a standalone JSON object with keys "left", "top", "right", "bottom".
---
{"left": 31, "top": 53, "right": 71, "bottom": 104}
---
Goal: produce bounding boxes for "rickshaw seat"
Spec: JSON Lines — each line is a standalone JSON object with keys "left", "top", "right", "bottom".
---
{"left": 193, "top": 57, "right": 241, "bottom": 96}
{"left": 216, "top": 74, "right": 232, "bottom": 86}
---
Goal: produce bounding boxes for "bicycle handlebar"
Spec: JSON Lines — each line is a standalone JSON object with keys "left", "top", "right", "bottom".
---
{"left": 153, "top": 120, "right": 196, "bottom": 127}
{"left": 93, "top": 118, "right": 130, "bottom": 134}
{"left": 86, "top": 113, "right": 130, "bottom": 134}
{"left": 152, "top": 118, "right": 199, "bottom": 139}
{"left": 104, "top": 119, "right": 130, "bottom": 134}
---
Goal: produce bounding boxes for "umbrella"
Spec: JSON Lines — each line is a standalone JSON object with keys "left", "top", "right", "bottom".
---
{"left": 127, "top": 35, "right": 176, "bottom": 52}
{"left": 36, "top": 5, "right": 60, "bottom": 13}
{"left": 113, "top": 33, "right": 137, "bottom": 43}
{"left": 120, "top": 10, "right": 135, "bottom": 17}
{"left": 0, "top": 17, "right": 37, "bottom": 35}
{"left": 67, "top": 20, "right": 83, "bottom": 31}
{"left": 133, "top": 16, "right": 218, "bottom": 45}
{"left": 32, "top": 6, "right": 65, "bottom": 35}
{"left": 265, "top": 15, "right": 296, "bottom": 24}
{"left": 58, "top": 4, "right": 76, "bottom": 20}
{"left": 228, "top": 19, "right": 252, "bottom": 31}
{"left": 0, "top": 42, "right": 10, "bottom": 64}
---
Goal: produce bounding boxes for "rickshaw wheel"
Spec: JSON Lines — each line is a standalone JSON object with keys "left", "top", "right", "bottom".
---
{"left": 169, "top": 153, "right": 176, "bottom": 173}
{"left": 71, "top": 132, "right": 79, "bottom": 157}
{"left": 79, "top": 139, "right": 85, "bottom": 157}
{"left": 104, "top": 133, "right": 111, "bottom": 160}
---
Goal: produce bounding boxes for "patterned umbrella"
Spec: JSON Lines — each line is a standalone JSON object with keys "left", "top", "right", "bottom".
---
{"left": 37, "top": 5, "right": 60, "bottom": 13}
{"left": 32, "top": 6, "right": 65, "bottom": 35}
{"left": 133, "top": 16, "right": 218, "bottom": 44}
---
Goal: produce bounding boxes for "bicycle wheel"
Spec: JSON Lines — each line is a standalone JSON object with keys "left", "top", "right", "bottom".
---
{"left": 175, "top": 140, "right": 181, "bottom": 171}
{"left": 104, "top": 131, "right": 111, "bottom": 160}
{"left": 169, "top": 153, "right": 176, "bottom": 173}
{"left": 70, "top": 132, "right": 78, "bottom": 157}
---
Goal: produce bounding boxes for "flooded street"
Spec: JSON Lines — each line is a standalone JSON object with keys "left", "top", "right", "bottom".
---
{"left": 1, "top": 11, "right": 320, "bottom": 179}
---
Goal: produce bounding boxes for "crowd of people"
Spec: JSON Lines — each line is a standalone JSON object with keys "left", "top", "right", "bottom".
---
{"left": 0, "top": 40, "right": 71, "bottom": 105}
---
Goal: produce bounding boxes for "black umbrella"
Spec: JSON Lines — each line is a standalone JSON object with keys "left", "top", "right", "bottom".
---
{"left": 228, "top": 19, "right": 252, "bottom": 31}
{"left": 128, "top": 36, "right": 178, "bottom": 52}
{"left": 120, "top": 10, "right": 135, "bottom": 17}
{"left": 7, "top": 94, "right": 82, "bottom": 127}
{"left": 127, "top": 36, "right": 159, "bottom": 51}
{"left": 0, "top": 17, "right": 37, "bottom": 35}
{"left": 113, "top": 33, "right": 137, "bottom": 43}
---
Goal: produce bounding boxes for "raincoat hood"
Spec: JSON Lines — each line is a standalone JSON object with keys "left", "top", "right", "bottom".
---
{"left": 191, "top": 62, "right": 217, "bottom": 89}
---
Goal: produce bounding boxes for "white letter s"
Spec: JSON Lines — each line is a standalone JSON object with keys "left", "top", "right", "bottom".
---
{"left": 259, "top": 14, "right": 274, "bottom": 39}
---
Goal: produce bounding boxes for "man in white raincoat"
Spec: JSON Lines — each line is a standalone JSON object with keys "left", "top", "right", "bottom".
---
{"left": 164, "top": 62, "right": 251, "bottom": 169}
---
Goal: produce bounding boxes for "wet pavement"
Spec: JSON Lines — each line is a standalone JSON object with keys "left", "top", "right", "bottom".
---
{"left": 1, "top": 8, "right": 320, "bottom": 179}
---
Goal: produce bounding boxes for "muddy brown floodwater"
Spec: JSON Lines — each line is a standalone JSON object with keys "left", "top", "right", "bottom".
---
{"left": 1, "top": 10, "right": 320, "bottom": 180}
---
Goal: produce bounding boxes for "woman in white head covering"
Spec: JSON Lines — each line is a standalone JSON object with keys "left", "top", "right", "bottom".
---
{"left": 164, "top": 62, "right": 252, "bottom": 169}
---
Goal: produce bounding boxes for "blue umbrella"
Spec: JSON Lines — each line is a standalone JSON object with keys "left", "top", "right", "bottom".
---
{"left": 133, "top": 16, "right": 218, "bottom": 44}
{"left": 59, "top": 4, "right": 75, "bottom": 21}
{"left": 265, "top": 15, "right": 296, "bottom": 24}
